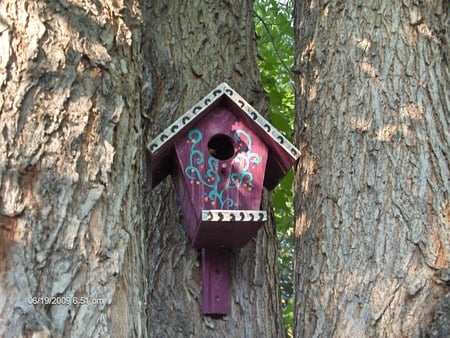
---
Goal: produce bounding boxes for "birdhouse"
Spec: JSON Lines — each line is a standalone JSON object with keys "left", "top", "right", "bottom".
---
{"left": 148, "top": 83, "right": 300, "bottom": 315}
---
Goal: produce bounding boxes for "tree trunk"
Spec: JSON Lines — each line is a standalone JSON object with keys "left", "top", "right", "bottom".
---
{"left": 142, "top": 1, "right": 284, "bottom": 337}
{"left": 0, "top": 0, "right": 285, "bottom": 337}
{"left": 0, "top": 0, "right": 147, "bottom": 337}
{"left": 293, "top": 0, "right": 449, "bottom": 337}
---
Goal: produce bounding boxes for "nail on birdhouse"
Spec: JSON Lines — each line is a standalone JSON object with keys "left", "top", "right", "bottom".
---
{"left": 147, "top": 83, "right": 300, "bottom": 316}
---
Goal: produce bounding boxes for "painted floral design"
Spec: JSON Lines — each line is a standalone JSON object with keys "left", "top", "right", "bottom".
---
{"left": 184, "top": 129, "right": 261, "bottom": 209}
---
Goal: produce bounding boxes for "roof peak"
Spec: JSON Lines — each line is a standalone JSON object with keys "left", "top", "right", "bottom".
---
{"left": 147, "top": 82, "right": 300, "bottom": 162}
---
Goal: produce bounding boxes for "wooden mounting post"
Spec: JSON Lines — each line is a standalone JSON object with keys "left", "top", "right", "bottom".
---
{"left": 201, "top": 248, "right": 230, "bottom": 315}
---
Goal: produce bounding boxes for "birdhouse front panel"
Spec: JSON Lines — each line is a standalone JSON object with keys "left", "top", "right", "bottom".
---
{"left": 173, "top": 105, "right": 268, "bottom": 248}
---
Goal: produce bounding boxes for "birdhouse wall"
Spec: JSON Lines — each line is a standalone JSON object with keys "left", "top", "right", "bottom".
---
{"left": 173, "top": 106, "right": 268, "bottom": 243}
{"left": 263, "top": 149, "right": 292, "bottom": 190}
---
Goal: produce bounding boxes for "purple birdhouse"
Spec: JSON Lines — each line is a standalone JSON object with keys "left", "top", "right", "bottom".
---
{"left": 148, "top": 83, "right": 300, "bottom": 315}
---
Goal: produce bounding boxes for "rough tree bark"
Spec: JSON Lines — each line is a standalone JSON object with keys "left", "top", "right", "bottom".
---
{"left": 142, "top": 1, "right": 284, "bottom": 337}
{"left": 0, "top": 0, "right": 285, "bottom": 337}
{"left": 0, "top": 0, "right": 146, "bottom": 337}
{"left": 293, "top": 0, "right": 449, "bottom": 337}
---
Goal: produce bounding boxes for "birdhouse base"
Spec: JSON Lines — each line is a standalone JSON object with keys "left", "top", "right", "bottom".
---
{"left": 201, "top": 248, "right": 230, "bottom": 315}
{"left": 192, "top": 210, "right": 268, "bottom": 249}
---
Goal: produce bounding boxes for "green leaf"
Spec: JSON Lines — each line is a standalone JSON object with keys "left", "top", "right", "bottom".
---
{"left": 255, "top": 0, "right": 295, "bottom": 335}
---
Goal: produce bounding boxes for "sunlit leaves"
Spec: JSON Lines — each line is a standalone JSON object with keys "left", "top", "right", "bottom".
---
{"left": 255, "top": 0, "right": 294, "bottom": 138}
{"left": 254, "top": 0, "right": 295, "bottom": 336}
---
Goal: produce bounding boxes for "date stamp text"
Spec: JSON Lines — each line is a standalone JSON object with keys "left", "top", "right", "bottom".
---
{"left": 28, "top": 296, "right": 107, "bottom": 306}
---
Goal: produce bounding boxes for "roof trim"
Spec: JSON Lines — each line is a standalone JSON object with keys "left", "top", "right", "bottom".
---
{"left": 147, "top": 82, "right": 300, "bottom": 161}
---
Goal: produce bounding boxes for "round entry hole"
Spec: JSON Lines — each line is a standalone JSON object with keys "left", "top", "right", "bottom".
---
{"left": 208, "top": 134, "right": 235, "bottom": 160}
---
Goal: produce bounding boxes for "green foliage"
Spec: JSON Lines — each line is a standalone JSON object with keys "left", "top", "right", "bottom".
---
{"left": 254, "top": 0, "right": 295, "bottom": 336}
{"left": 255, "top": 0, "right": 294, "bottom": 137}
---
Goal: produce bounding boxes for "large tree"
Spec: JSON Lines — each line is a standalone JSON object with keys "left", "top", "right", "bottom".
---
{"left": 142, "top": 1, "right": 284, "bottom": 337}
{"left": 293, "top": 0, "right": 449, "bottom": 337}
{"left": 0, "top": 0, "right": 147, "bottom": 336}
{"left": 0, "top": 0, "right": 284, "bottom": 337}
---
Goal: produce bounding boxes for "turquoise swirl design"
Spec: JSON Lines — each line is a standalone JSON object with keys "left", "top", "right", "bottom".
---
{"left": 184, "top": 128, "right": 261, "bottom": 209}
{"left": 230, "top": 130, "right": 261, "bottom": 188}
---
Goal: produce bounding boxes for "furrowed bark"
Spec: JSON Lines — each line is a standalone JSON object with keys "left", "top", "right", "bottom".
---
{"left": 0, "top": 0, "right": 146, "bottom": 336}
{"left": 293, "top": 1, "right": 449, "bottom": 337}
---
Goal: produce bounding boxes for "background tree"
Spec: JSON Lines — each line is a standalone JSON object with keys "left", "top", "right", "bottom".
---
{"left": 293, "top": 0, "right": 449, "bottom": 337}
{"left": 142, "top": 1, "right": 285, "bottom": 336}
{"left": 0, "top": 0, "right": 286, "bottom": 337}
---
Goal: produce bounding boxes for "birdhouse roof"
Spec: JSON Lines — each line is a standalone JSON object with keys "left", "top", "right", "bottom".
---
{"left": 147, "top": 82, "right": 300, "bottom": 189}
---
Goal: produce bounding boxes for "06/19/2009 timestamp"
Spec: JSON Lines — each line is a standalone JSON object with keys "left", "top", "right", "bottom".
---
{"left": 28, "top": 296, "right": 107, "bottom": 306}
